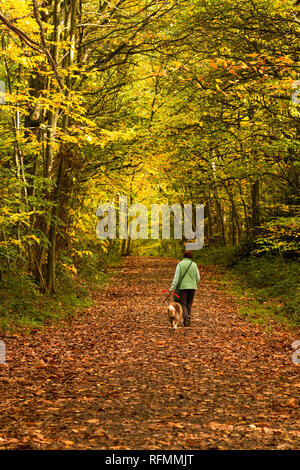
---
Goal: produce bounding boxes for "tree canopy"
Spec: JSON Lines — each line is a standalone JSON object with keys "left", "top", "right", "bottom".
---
{"left": 0, "top": 0, "right": 299, "bottom": 295}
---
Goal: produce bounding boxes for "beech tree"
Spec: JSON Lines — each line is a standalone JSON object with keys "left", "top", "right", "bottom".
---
{"left": 0, "top": 0, "right": 299, "bottom": 296}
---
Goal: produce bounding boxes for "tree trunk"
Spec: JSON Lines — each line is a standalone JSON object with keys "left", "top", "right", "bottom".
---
{"left": 204, "top": 197, "right": 213, "bottom": 245}
{"left": 222, "top": 182, "right": 242, "bottom": 244}
{"left": 213, "top": 191, "right": 226, "bottom": 246}
{"left": 251, "top": 179, "right": 261, "bottom": 233}
{"left": 237, "top": 181, "right": 251, "bottom": 240}
{"left": 46, "top": 0, "right": 78, "bottom": 293}
{"left": 46, "top": 151, "right": 66, "bottom": 293}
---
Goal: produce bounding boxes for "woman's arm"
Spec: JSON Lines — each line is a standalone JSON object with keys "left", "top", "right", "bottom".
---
{"left": 170, "top": 263, "right": 181, "bottom": 291}
{"left": 196, "top": 265, "right": 200, "bottom": 283}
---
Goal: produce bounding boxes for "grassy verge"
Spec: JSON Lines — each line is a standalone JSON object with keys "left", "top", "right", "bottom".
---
{"left": 0, "top": 250, "right": 121, "bottom": 335}
{"left": 194, "top": 246, "right": 300, "bottom": 330}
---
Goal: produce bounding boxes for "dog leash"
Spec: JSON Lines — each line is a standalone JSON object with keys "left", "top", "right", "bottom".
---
{"left": 162, "top": 289, "right": 180, "bottom": 303}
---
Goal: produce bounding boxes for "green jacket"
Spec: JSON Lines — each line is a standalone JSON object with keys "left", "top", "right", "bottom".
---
{"left": 170, "top": 258, "right": 200, "bottom": 291}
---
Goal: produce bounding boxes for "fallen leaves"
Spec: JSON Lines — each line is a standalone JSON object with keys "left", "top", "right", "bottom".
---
{"left": 0, "top": 257, "right": 299, "bottom": 450}
{"left": 284, "top": 398, "right": 297, "bottom": 408}
{"left": 93, "top": 429, "right": 107, "bottom": 437}
{"left": 60, "top": 439, "right": 74, "bottom": 447}
{"left": 34, "top": 359, "right": 47, "bottom": 369}
{"left": 167, "top": 422, "right": 185, "bottom": 429}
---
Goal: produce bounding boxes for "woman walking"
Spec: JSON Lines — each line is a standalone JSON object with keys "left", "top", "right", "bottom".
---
{"left": 169, "top": 251, "right": 200, "bottom": 327}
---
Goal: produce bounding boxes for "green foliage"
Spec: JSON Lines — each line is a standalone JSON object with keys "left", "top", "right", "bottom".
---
{"left": 132, "top": 239, "right": 184, "bottom": 258}
{"left": 196, "top": 246, "right": 300, "bottom": 326}
{"left": 194, "top": 246, "right": 241, "bottom": 267}
{"left": 0, "top": 269, "right": 89, "bottom": 333}
{"left": 231, "top": 255, "right": 299, "bottom": 310}
{"left": 254, "top": 216, "right": 300, "bottom": 255}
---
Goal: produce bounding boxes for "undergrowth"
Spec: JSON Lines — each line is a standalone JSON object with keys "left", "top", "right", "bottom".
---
{"left": 194, "top": 246, "right": 300, "bottom": 329}
{"left": 0, "top": 249, "right": 121, "bottom": 334}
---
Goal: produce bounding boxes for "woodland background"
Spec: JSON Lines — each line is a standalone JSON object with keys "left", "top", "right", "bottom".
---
{"left": 0, "top": 0, "right": 299, "bottom": 331}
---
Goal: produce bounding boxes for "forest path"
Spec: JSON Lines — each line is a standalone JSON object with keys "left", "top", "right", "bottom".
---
{"left": 0, "top": 256, "right": 299, "bottom": 450}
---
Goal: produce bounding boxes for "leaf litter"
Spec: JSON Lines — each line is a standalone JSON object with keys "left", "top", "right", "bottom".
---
{"left": 0, "top": 257, "right": 299, "bottom": 450}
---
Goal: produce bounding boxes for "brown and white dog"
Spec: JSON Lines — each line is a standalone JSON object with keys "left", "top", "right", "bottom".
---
{"left": 167, "top": 301, "right": 183, "bottom": 331}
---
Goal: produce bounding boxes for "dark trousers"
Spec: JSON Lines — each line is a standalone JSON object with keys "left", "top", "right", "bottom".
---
{"left": 179, "top": 289, "right": 195, "bottom": 320}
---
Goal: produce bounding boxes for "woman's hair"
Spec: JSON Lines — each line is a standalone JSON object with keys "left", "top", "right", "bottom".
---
{"left": 183, "top": 250, "right": 193, "bottom": 259}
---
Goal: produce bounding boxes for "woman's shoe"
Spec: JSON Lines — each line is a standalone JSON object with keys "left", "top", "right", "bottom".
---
{"left": 186, "top": 316, "right": 191, "bottom": 327}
